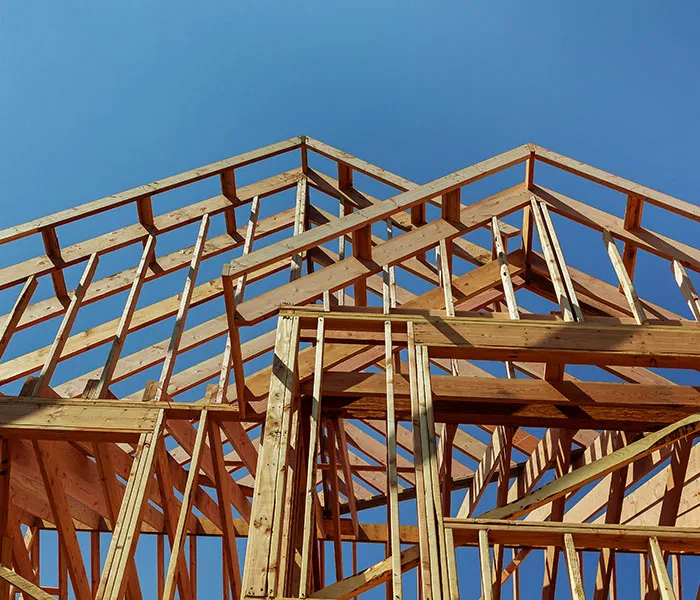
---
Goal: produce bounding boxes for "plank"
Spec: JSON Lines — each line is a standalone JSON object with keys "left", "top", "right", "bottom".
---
{"left": 162, "top": 410, "right": 210, "bottom": 600}
{"left": 33, "top": 441, "right": 92, "bottom": 600}
{"left": 241, "top": 315, "right": 300, "bottom": 597}
{"left": 308, "top": 545, "right": 420, "bottom": 600}
{"left": 290, "top": 176, "right": 308, "bottom": 281}
{"left": 0, "top": 137, "right": 300, "bottom": 245}
{"left": 96, "top": 410, "right": 166, "bottom": 600}
{"left": 299, "top": 314, "right": 326, "bottom": 596}
{"left": 533, "top": 145, "right": 700, "bottom": 222}
{"left": 410, "top": 316, "right": 700, "bottom": 369}
{"left": 445, "top": 519, "right": 700, "bottom": 554}
{"left": 94, "top": 235, "right": 156, "bottom": 398}
{"left": 672, "top": 260, "right": 700, "bottom": 322}
{"left": 478, "top": 529, "right": 494, "bottom": 600}
{"left": 620, "top": 195, "right": 644, "bottom": 279}
{"left": 479, "top": 413, "right": 700, "bottom": 520}
{"left": 0, "top": 275, "right": 38, "bottom": 360}
{"left": 530, "top": 198, "right": 575, "bottom": 322}
{"left": 648, "top": 537, "right": 676, "bottom": 600}
{"left": 155, "top": 215, "right": 210, "bottom": 401}
{"left": 535, "top": 185, "right": 700, "bottom": 272}
{"left": 0, "top": 564, "right": 54, "bottom": 600}
{"left": 0, "top": 170, "right": 299, "bottom": 293}
{"left": 602, "top": 229, "right": 648, "bottom": 325}
{"left": 563, "top": 533, "right": 586, "bottom": 600}
{"left": 30, "top": 253, "right": 99, "bottom": 396}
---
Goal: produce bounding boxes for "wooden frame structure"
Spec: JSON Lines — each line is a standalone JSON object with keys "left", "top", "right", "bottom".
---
{"left": 0, "top": 136, "right": 698, "bottom": 599}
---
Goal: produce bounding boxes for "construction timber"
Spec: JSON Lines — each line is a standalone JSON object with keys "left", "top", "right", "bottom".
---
{"left": 0, "top": 136, "right": 698, "bottom": 599}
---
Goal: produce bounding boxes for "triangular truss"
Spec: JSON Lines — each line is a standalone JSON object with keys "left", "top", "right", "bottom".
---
{"left": 0, "top": 137, "right": 698, "bottom": 599}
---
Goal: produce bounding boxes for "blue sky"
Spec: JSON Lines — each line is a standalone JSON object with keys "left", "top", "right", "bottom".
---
{"left": 1, "top": 2, "right": 699, "bottom": 598}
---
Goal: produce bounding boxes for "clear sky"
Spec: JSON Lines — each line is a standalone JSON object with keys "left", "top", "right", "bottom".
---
{"left": 1, "top": 2, "right": 699, "bottom": 598}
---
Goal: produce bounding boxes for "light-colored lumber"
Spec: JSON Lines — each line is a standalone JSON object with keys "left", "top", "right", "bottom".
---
{"left": 533, "top": 144, "right": 700, "bottom": 222}
{"left": 648, "top": 537, "right": 676, "bottom": 600}
{"left": 32, "top": 440, "right": 92, "bottom": 600}
{"left": 0, "top": 138, "right": 300, "bottom": 245}
{"left": 241, "top": 315, "right": 300, "bottom": 597}
{"left": 290, "top": 176, "right": 308, "bottom": 281}
{"left": 602, "top": 229, "right": 648, "bottom": 325}
{"left": 478, "top": 529, "right": 494, "bottom": 600}
{"left": 155, "top": 215, "right": 210, "bottom": 401}
{"left": 94, "top": 235, "right": 155, "bottom": 398}
{"left": 0, "top": 564, "right": 54, "bottom": 600}
{"left": 309, "top": 546, "right": 420, "bottom": 600}
{"left": 299, "top": 313, "right": 326, "bottom": 596}
{"left": 383, "top": 261, "right": 403, "bottom": 600}
{"left": 223, "top": 145, "right": 531, "bottom": 281}
{"left": 563, "top": 533, "right": 586, "bottom": 600}
{"left": 0, "top": 275, "right": 37, "bottom": 359}
{"left": 530, "top": 198, "right": 576, "bottom": 322}
{"left": 30, "top": 253, "right": 99, "bottom": 396}
{"left": 480, "top": 413, "right": 700, "bottom": 520}
{"left": 162, "top": 410, "right": 209, "bottom": 600}
{"left": 672, "top": 259, "right": 700, "bottom": 322}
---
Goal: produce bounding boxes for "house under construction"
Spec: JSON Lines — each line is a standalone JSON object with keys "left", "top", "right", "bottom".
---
{"left": 0, "top": 136, "right": 698, "bottom": 600}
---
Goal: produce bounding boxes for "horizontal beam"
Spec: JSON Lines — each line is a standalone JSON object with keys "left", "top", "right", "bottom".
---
{"left": 445, "top": 518, "right": 700, "bottom": 554}
{"left": 283, "top": 308, "right": 700, "bottom": 369}
{"left": 0, "top": 397, "right": 254, "bottom": 439}
{"left": 310, "top": 373, "right": 700, "bottom": 429}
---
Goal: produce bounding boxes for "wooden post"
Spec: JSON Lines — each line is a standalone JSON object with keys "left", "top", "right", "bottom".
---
{"left": 241, "top": 315, "right": 300, "bottom": 597}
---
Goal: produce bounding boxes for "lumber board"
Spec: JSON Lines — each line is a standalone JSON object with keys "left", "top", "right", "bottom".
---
{"left": 534, "top": 145, "right": 700, "bottom": 222}
{"left": 0, "top": 138, "right": 300, "bottom": 245}
{"left": 445, "top": 519, "right": 700, "bottom": 553}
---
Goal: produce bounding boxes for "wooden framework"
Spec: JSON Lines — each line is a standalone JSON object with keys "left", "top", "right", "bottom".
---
{"left": 0, "top": 136, "right": 698, "bottom": 599}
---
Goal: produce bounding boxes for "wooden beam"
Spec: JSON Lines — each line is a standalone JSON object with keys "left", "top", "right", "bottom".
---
{"left": 155, "top": 215, "right": 210, "bottom": 402}
{"left": 241, "top": 315, "right": 300, "bottom": 597}
{"left": 533, "top": 145, "right": 699, "bottom": 222}
{"left": 534, "top": 185, "right": 700, "bottom": 273}
{"left": 162, "top": 410, "right": 210, "bottom": 600}
{"left": 30, "top": 253, "right": 99, "bottom": 396}
{"left": 94, "top": 235, "right": 155, "bottom": 398}
{"left": 0, "top": 276, "right": 38, "bottom": 360}
{"left": 0, "top": 564, "right": 54, "bottom": 600}
{"left": 96, "top": 410, "right": 166, "bottom": 600}
{"left": 479, "top": 413, "right": 700, "bottom": 520}
{"left": 648, "top": 537, "right": 676, "bottom": 600}
{"left": 223, "top": 145, "right": 531, "bottom": 281}
{"left": 672, "top": 259, "right": 700, "bottom": 322}
{"left": 407, "top": 315, "right": 700, "bottom": 369}
{"left": 0, "top": 138, "right": 301, "bottom": 246}
{"left": 308, "top": 545, "right": 420, "bottom": 600}
{"left": 446, "top": 519, "right": 700, "bottom": 554}
{"left": 299, "top": 312, "right": 325, "bottom": 596}
{"left": 479, "top": 529, "right": 494, "bottom": 600}
{"left": 620, "top": 195, "right": 644, "bottom": 280}
{"left": 32, "top": 440, "right": 92, "bottom": 600}
{"left": 563, "top": 533, "right": 586, "bottom": 600}
{"left": 290, "top": 176, "right": 308, "bottom": 281}
{"left": 602, "top": 229, "right": 648, "bottom": 325}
